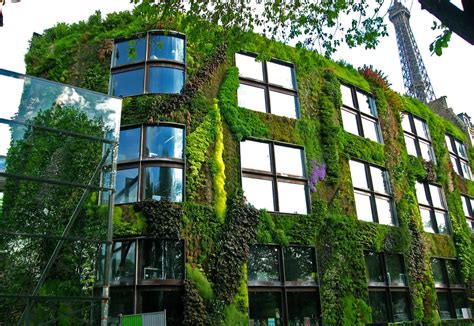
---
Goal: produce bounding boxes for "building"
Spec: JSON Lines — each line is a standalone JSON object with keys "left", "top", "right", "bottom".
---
{"left": 4, "top": 4, "right": 474, "bottom": 325}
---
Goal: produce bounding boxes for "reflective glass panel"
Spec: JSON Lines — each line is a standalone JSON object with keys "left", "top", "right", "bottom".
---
{"left": 269, "top": 91, "right": 298, "bottom": 119}
{"left": 391, "top": 291, "right": 411, "bottom": 322}
{"left": 369, "top": 291, "right": 388, "bottom": 324}
{"left": 267, "top": 61, "right": 295, "bottom": 89}
{"left": 140, "top": 290, "right": 183, "bottom": 325}
{"left": 361, "top": 117, "right": 380, "bottom": 142}
{"left": 349, "top": 160, "right": 368, "bottom": 189}
{"left": 445, "top": 135, "right": 454, "bottom": 153}
{"left": 341, "top": 84, "right": 354, "bottom": 107}
{"left": 341, "top": 108, "right": 359, "bottom": 136}
{"left": 419, "top": 140, "right": 435, "bottom": 162}
{"left": 354, "top": 191, "right": 373, "bottom": 222}
{"left": 455, "top": 139, "right": 468, "bottom": 159}
{"left": 287, "top": 291, "right": 320, "bottom": 326}
{"left": 118, "top": 128, "right": 141, "bottom": 161}
{"left": 401, "top": 113, "right": 412, "bottom": 133}
{"left": 145, "top": 126, "right": 184, "bottom": 159}
{"left": 141, "top": 239, "right": 184, "bottom": 280}
{"left": 452, "top": 292, "right": 469, "bottom": 319}
{"left": 420, "top": 207, "right": 434, "bottom": 233}
{"left": 277, "top": 182, "right": 308, "bottom": 214}
{"left": 242, "top": 177, "right": 274, "bottom": 211}
{"left": 240, "top": 140, "right": 271, "bottom": 172}
{"left": 434, "top": 210, "right": 449, "bottom": 234}
{"left": 437, "top": 292, "right": 452, "bottom": 319}
{"left": 248, "top": 246, "right": 280, "bottom": 282}
{"left": 385, "top": 254, "right": 407, "bottom": 286}
{"left": 116, "top": 168, "right": 139, "bottom": 204}
{"left": 149, "top": 35, "right": 185, "bottom": 62}
{"left": 148, "top": 67, "right": 184, "bottom": 94}
{"left": 283, "top": 247, "right": 316, "bottom": 283}
{"left": 111, "top": 241, "right": 136, "bottom": 283}
{"left": 249, "top": 292, "right": 283, "bottom": 325}
{"left": 414, "top": 117, "right": 430, "bottom": 140}
{"left": 111, "top": 68, "right": 145, "bottom": 97}
{"left": 274, "top": 145, "right": 304, "bottom": 177}
{"left": 356, "top": 91, "right": 376, "bottom": 116}
{"left": 365, "top": 252, "right": 384, "bottom": 284}
{"left": 237, "top": 84, "right": 266, "bottom": 113}
{"left": 450, "top": 155, "right": 461, "bottom": 174}
{"left": 110, "top": 288, "right": 134, "bottom": 317}
{"left": 143, "top": 167, "right": 183, "bottom": 202}
{"left": 431, "top": 258, "right": 446, "bottom": 286}
{"left": 370, "top": 166, "right": 390, "bottom": 194}
{"left": 429, "top": 184, "right": 445, "bottom": 209}
{"left": 415, "top": 182, "right": 429, "bottom": 206}
{"left": 461, "top": 195, "right": 471, "bottom": 217}
{"left": 376, "top": 196, "right": 394, "bottom": 226}
{"left": 460, "top": 161, "right": 472, "bottom": 180}
{"left": 446, "top": 260, "right": 462, "bottom": 286}
{"left": 404, "top": 134, "right": 418, "bottom": 157}
{"left": 235, "top": 53, "right": 264, "bottom": 81}
{"left": 113, "top": 38, "right": 146, "bottom": 67}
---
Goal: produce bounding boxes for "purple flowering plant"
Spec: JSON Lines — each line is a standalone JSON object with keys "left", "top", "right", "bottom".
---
{"left": 309, "top": 160, "right": 326, "bottom": 193}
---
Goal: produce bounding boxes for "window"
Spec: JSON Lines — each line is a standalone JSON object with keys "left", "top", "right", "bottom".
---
{"left": 248, "top": 245, "right": 320, "bottom": 325}
{"left": 431, "top": 258, "right": 470, "bottom": 320}
{"left": 103, "top": 124, "right": 185, "bottom": 205}
{"left": 110, "top": 31, "right": 186, "bottom": 97}
{"left": 445, "top": 134, "right": 472, "bottom": 180}
{"left": 365, "top": 252, "right": 411, "bottom": 324}
{"left": 96, "top": 238, "right": 184, "bottom": 324}
{"left": 240, "top": 139, "right": 309, "bottom": 214}
{"left": 461, "top": 194, "right": 474, "bottom": 233}
{"left": 415, "top": 181, "right": 450, "bottom": 234}
{"left": 401, "top": 112, "right": 436, "bottom": 163}
{"left": 349, "top": 160, "right": 396, "bottom": 225}
{"left": 236, "top": 52, "right": 299, "bottom": 119}
{"left": 340, "top": 83, "right": 382, "bottom": 143}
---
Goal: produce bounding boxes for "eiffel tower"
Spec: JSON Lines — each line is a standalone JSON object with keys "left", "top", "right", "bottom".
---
{"left": 389, "top": 0, "right": 436, "bottom": 103}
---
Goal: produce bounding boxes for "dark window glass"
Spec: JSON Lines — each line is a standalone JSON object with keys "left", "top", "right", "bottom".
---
{"left": 140, "top": 290, "right": 183, "bottom": 326}
{"left": 283, "top": 247, "right": 317, "bottom": 283}
{"left": 109, "top": 288, "right": 134, "bottom": 317}
{"left": 115, "top": 168, "right": 139, "bottom": 204}
{"left": 431, "top": 258, "right": 445, "bottom": 286}
{"left": 143, "top": 167, "right": 183, "bottom": 202}
{"left": 369, "top": 291, "right": 388, "bottom": 324}
{"left": 111, "top": 241, "right": 136, "bottom": 283}
{"left": 365, "top": 252, "right": 384, "bottom": 284}
{"left": 437, "top": 291, "right": 452, "bottom": 319}
{"left": 145, "top": 126, "right": 184, "bottom": 159}
{"left": 113, "top": 38, "right": 146, "bottom": 66}
{"left": 111, "top": 69, "right": 145, "bottom": 97}
{"left": 248, "top": 292, "right": 283, "bottom": 325}
{"left": 149, "top": 35, "right": 185, "bottom": 62}
{"left": 391, "top": 291, "right": 411, "bottom": 322}
{"left": 446, "top": 260, "right": 462, "bottom": 286}
{"left": 452, "top": 291, "right": 469, "bottom": 319}
{"left": 287, "top": 291, "right": 320, "bottom": 326}
{"left": 148, "top": 67, "right": 184, "bottom": 94}
{"left": 118, "top": 128, "right": 141, "bottom": 161}
{"left": 385, "top": 254, "right": 407, "bottom": 286}
{"left": 248, "top": 246, "right": 280, "bottom": 282}
{"left": 141, "top": 239, "right": 184, "bottom": 280}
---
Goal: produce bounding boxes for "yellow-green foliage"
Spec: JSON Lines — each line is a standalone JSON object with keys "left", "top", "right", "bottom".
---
{"left": 211, "top": 99, "right": 227, "bottom": 222}
{"left": 185, "top": 263, "right": 214, "bottom": 301}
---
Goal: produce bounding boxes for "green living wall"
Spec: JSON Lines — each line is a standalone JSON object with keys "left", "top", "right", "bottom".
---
{"left": 22, "top": 3, "right": 473, "bottom": 325}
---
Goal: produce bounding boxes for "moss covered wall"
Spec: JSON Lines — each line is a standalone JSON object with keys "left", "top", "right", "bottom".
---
{"left": 24, "top": 4, "right": 473, "bottom": 325}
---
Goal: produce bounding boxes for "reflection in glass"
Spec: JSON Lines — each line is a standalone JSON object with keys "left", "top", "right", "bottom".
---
{"left": 415, "top": 182, "right": 428, "bottom": 205}
{"left": 369, "top": 291, "right": 388, "bottom": 324}
{"left": 445, "top": 260, "right": 462, "bottom": 286}
{"left": 144, "top": 167, "right": 183, "bottom": 202}
{"left": 341, "top": 109, "right": 359, "bottom": 136}
{"left": 111, "top": 68, "right": 145, "bottom": 97}
{"left": 248, "top": 246, "right": 280, "bottom": 282}
{"left": 354, "top": 191, "right": 373, "bottom": 222}
{"left": 242, "top": 177, "right": 274, "bottom": 211}
{"left": 113, "top": 38, "right": 146, "bottom": 67}
{"left": 269, "top": 91, "right": 298, "bottom": 119}
{"left": 461, "top": 195, "right": 472, "bottom": 217}
{"left": 149, "top": 35, "right": 185, "bottom": 62}
{"left": 385, "top": 254, "right": 407, "bottom": 286}
{"left": 365, "top": 252, "right": 384, "bottom": 284}
{"left": 118, "top": 128, "right": 141, "bottom": 161}
{"left": 240, "top": 140, "right": 271, "bottom": 172}
{"left": 431, "top": 258, "right": 445, "bottom": 286}
{"left": 341, "top": 84, "right": 353, "bottom": 107}
{"left": 278, "top": 182, "right": 308, "bottom": 214}
{"left": 141, "top": 290, "right": 182, "bottom": 325}
{"left": 110, "top": 288, "right": 134, "bottom": 317}
{"left": 141, "top": 239, "right": 184, "bottom": 280}
{"left": 349, "top": 160, "right": 368, "bottom": 189}
{"left": 376, "top": 196, "right": 394, "bottom": 226}
{"left": 419, "top": 140, "right": 434, "bottom": 162}
{"left": 356, "top": 92, "right": 376, "bottom": 116}
{"left": 267, "top": 61, "right": 295, "bottom": 89}
{"left": 370, "top": 166, "right": 389, "bottom": 194}
{"left": 445, "top": 135, "right": 454, "bottom": 153}
{"left": 274, "top": 145, "right": 303, "bottom": 176}
{"left": 455, "top": 139, "right": 468, "bottom": 159}
{"left": 460, "top": 161, "right": 472, "bottom": 180}
{"left": 287, "top": 292, "right": 320, "bottom": 326}
{"left": 400, "top": 113, "right": 412, "bottom": 133}
{"left": 391, "top": 291, "right": 410, "bottom": 322}
{"left": 148, "top": 67, "right": 184, "bottom": 94}
{"left": 404, "top": 134, "right": 418, "bottom": 157}
{"left": 115, "top": 168, "right": 139, "bottom": 204}
{"left": 145, "top": 126, "right": 184, "bottom": 159}
{"left": 111, "top": 241, "right": 136, "bottom": 283}
{"left": 414, "top": 117, "right": 430, "bottom": 139}
{"left": 452, "top": 292, "right": 469, "bottom": 319}
{"left": 420, "top": 207, "right": 434, "bottom": 233}
{"left": 437, "top": 291, "right": 452, "bottom": 319}
{"left": 237, "top": 84, "right": 266, "bottom": 113}
{"left": 434, "top": 211, "right": 448, "bottom": 234}
{"left": 429, "top": 184, "right": 445, "bottom": 209}
{"left": 361, "top": 117, "right": 380, "bottom": 142}
{"left": 450, "top": 155, "right": 461, "bottom": 174}
{"left": 235, "top": 53, "right": 263, "bottom": 81}
{"left": 249, "top": 292, "right": 283, "bottom": 325}
{"left": 284, "top": 247, "right": 316, "bottom": 283}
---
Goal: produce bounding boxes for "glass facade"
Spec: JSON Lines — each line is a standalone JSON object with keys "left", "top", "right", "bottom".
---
{"left": 240, "top": 139, "right": 309, "bottom": 214}
{"left": 415, "top": 181, "right": 450, "bottom": 234}
{"left": 110, "top": 31, "right": 186, "bottom": 97}
{"left": 236, "top": 53, "right": 300, "bottom": 119}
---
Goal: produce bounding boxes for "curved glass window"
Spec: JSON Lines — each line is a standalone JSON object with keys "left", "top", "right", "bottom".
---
{"left": 144, "top": 166, "right": 183, "bottom": 202}
{"left": 110, "top": 31, "right": 186, "bottom": 97}
{"left": 145, "top": 126, "right": 184, "bottom": 159}
{"left": 118, "top": 128, "right": 141, "bottom": 161}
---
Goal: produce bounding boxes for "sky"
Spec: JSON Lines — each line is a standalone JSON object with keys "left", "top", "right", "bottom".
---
{"left": 0, "top": 0, "right": 473, "bottom": 116}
